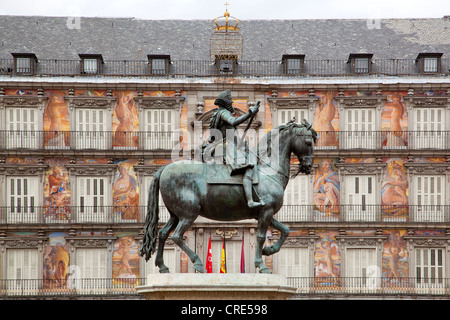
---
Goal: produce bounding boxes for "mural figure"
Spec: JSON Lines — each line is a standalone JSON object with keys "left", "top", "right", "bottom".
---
{"left": 314, "top": 92, "right": 337, "bottom": 147}
{"left": 45, "top": 94, "right": 69, "bottom": 148}
{"left": 113, "top": 236, "right": 140, "bottom": 284}
{"left": 113, "top": 164, "right": 139, "bottom": 220}
{"left": 382, "top": 161, "right": 408, "bottom": 206}
{"left": 384, "top": 94, "right": 406, "bottom": 148}
{"left": 43, "top": 234, "right": 70, "bottom": 289}
{"left": 383, "top": 230, "right": 408, "bottom": 284}
{"left": 114, "top": 91, "right": 138, "bottom": 148}
{"left": 315, "top": 234, "right": 340, "bottom": 285}
{"left": 313, "top": 159, "right": 340, "bottom": 215}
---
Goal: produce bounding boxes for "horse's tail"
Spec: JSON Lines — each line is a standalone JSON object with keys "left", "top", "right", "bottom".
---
{"left": 140, "top": 166, "right": 165, "bottom": 261}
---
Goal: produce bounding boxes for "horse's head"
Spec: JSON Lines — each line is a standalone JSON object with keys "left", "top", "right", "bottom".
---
{"left": 291, "top": 120, "right": 317, "bottom": 175}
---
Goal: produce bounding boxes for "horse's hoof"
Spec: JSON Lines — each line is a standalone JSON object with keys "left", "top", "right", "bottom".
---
{"left": 194, "top": 264, "right": 204, "bottom": 273}
{"left": 159, "top": 267, "right": 170, "bottom": 273}
{"left": 259, "top": 267, "right": 272, "bottom": 274}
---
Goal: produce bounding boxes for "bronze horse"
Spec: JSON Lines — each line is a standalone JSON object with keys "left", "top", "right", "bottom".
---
{"left": 140, "top": 121, "right": 317, "bottom": 273}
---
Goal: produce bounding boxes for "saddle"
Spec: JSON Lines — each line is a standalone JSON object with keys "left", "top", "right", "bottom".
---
{"left": 205, "top": 162, "right": 259, "bottom": 185}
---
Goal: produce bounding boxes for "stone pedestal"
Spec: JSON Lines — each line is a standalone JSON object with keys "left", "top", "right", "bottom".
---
{"left": 136, "top": 273, "right": 297, "bottom": 300}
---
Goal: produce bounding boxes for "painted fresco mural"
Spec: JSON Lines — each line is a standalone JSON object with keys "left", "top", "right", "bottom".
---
{"left": 382, "top": 230, "right": 408, "bottom": 285}
{"left": 313, "top": 159, "right": 340, "bottom": 220}
{"left": 113, "top": 160, "right": 139, "bottom": 221}
{"left": 113, "top": 234, "right": 140, "bottom": 284}
{"left": 381, "top": 159, "right": 409, "bottom": 220}
{"left": 43, "top": 232, "right": 70, "bottom": 289}
{"left": 44, "top": 158, "right": 71, "bottom": 221}
{"left": 314, "top": 231, "right": 340, "bottom": 285}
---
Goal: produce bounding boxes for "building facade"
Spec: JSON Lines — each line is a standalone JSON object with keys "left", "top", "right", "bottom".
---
{"left": 0, "top": 11, "right": 449, "bottom": 299}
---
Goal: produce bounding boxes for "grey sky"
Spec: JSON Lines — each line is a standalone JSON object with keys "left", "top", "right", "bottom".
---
{"left": 0, "top": 0, "right": 448, "bottom": 19}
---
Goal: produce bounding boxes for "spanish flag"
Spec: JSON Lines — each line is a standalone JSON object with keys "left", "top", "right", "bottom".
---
{"left": 220, "top": 237, "right": 226, "bottom": 273}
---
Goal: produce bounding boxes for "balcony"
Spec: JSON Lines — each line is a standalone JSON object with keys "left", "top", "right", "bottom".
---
{"left": 275, "top": 205, "right": 449, "bottom": 223}
{"left": 288, "top": 277, "right": 450, "bottom": 296}
{"left": 1, "top": 277, "right": 449, "bottom": 298}
{"left": 1, "top": 130, "right": 450, "bottom": 152}
{"left": 0, "top": 205, "right": 448, "bottom": 225}
{"left": 0, "top": 206, "right": 171, "bottom": 224}
{"left": 315, "top": 130, "right": 450, "bottom": 150}
{"left": 0, "top": 131, "right": 180, "bottom": 151}
{"left": 0, "top": 58, "right": 449, "bottom": 78}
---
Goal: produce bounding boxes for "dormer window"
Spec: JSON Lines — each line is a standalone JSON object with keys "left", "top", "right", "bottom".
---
{"left": 147, "top": 55, "right": 170, "bottom": 75}
{"left": 216, "top": 57, "right": 236, "bottom": 74}
{"left": 11, "top": 53, "right": 37, "bottom": 74}
{"left": 282, "top": 54, "right": 305, "bottom": 74}
{"left": 347, "top": 53, "right": 373, "bottom": 74}
{"left": 79, "top": 54, "right": 103, "bottom": 74}
{"left": 416, "top": 53, "right": 443, "bottom": 74}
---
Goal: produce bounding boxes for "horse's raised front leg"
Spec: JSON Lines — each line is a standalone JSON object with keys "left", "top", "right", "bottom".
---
{"left": 255, "top": 209, "right": 274, "bottom": 274}
{"left": 170, "top": 217, "right": 204, "bottom": 273}
{"left": 155, "top": 214, "right": 179, "bottom": 273}
{"left": 262, "top": 217, "right": 290, "bottom": 256}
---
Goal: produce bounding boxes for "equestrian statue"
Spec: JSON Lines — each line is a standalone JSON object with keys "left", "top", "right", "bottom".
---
{"left": 140, "top": 89, "right": 317, "bottom": 274}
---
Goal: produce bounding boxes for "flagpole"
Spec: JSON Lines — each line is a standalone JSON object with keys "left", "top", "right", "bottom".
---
{"left": 240, "top": 227, "right": 245, "bottom": 273}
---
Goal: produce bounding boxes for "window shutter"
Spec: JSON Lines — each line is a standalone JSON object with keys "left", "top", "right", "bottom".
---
{"left": 76, "top": 248, "right": 107, "bottom": 279}
{"left": 278, "top": 247, "right": 309, "bottom": 277}
{"left": 7, "top": 249, "right": 39, "bottom": 280}
{"left": 414, "top": 175, "right": 445, "bottom": 222}
{"left": 414, "top": 108, "right": 445, "bottom": 149}
{"left": 7, "top": 177, "right": 38, "bottom": 223}
{"left": 345, "top": 108, "right": 375, "bottom": 148}
{"left": 278, "top": 108, "right": 308, "bottom": 125}
{"left": 144, "top": 109, "right": 175, "bottom": 149}
{"left": 345, "top": 175, "right": 376, "bottom": 221}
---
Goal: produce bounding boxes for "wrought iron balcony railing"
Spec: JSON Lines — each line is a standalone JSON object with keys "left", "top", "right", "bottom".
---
{"left": 1, "top": 130, "right": 450, "bottom": 151}
{"left": 315, "top": 130, "right": 450, "bottom": 150}
{"left": 1, "top": 205, "right": 449, "bottom": 224}
{"left": 287, "top": 277, "right": 450, "bottom": 296}
{"left": 0, "top": 131, "right": 180, "bottom": 151}
{"left": 1, "top": 277, "right": 449, "bottom": 297}
{"left": 275, "top": 205, "right": 450, "bottom": 223}
{"left": 1, "top": 58, "right": 449, "bottom": 77}
{"left": 0, "top": 278, "right": 145, "bottom": 297}
{"left": 0, "top": 206, "right": 171, "bottom": 224}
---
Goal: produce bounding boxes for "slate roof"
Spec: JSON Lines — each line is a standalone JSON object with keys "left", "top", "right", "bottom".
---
{"left": 0, "top": 15, "right": 449, "bottom": 61}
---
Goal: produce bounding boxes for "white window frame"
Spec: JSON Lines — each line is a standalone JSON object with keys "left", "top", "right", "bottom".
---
{"left": 412, "top": 107, "right": 446, "bottom": 149}
{"left": 74, "top": 108, "right": 108, "bottom": 149}
{"left": 75, "top": 176, "right": 109, "bottom": 223}
{"left": 344, "top": 247, "right": 378, "bottom": 289}
{"left": 414, "top": 247, "right": 445, "bottom": 290}
{"left": 72, "top": 247, "right": 108, "bottom": 294}
{"left": 6, "top": 248, "right": 40, "bottom": 294}
{"left": 344, "top": 174, "right": 377, "bottom": 222}
{"left": 6, "top": 176, "right": 39, "bottom": 223}
{"left": 412, "top": 174, "right": 446, "bottom": 222}
{"left": 0, "top": 96, "right": 46, "bottom": 150}
{"left": 336, "top": 96, "right": 385, "bottom": 150}
{"left": 134, "top": 96, "right": 183, "bottom": 151}
{"left": 278, "top": 174, "right": 311, "bottom": 222}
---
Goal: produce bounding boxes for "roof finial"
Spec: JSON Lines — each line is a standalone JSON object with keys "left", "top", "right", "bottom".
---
{"left": 224, "top": 1, "right": 230, "bottom": 17}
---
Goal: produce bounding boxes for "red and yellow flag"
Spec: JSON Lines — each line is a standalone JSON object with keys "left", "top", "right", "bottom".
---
{"left": 206, "top": 234, "right": 213, "bottom": 273}
{"left": 220, "top": 237, "right": 226, "bottom": 273}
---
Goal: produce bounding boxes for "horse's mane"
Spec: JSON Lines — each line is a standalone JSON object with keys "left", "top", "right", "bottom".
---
{"left": 257, "top": 121, "right": 317, "bottom": 158}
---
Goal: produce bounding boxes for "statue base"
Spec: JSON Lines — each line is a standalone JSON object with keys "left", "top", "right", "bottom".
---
{"left": 136, "top": 273, "right": 297, "bottom": 300}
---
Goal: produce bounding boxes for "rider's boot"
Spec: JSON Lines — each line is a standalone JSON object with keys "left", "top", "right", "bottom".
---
{"left": 243, "top": 169, "right": 265, "bottom": 208}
